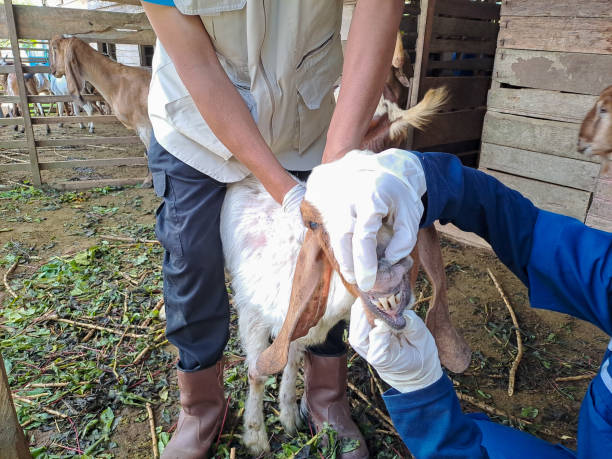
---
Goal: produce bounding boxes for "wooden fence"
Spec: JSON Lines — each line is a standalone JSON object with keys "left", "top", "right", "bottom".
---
{"left": 480, "top": 0, "right": 612, "bottom": 230}
{"left": 0, "top": 0, "right": 153, "bottom": 189}
{"left": 407, "top": 0, "right": 500, "bottom": 165}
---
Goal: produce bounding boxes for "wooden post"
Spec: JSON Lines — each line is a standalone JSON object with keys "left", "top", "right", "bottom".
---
{"left": 0, "top": 354, "right": 32, "bottom": 459}
{"left": 4, "top": 0, "right": 42, "bottom": 186}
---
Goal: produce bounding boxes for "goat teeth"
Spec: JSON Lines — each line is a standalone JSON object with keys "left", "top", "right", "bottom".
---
{"left": 395, "top": 293, "right": 402, "bottom": 304}
{"left": 372, "top": 299, "right": 381, "bottom": 308}
{"left": 378, "top": 297, "right": 390, "bottom": 311}
{"left": 388, "top": 294, "right": 397, "bottom": 309}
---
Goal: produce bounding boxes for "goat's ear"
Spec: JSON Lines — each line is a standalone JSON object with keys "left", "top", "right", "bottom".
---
{"left": 256, "top": 228, "right": 333, "bottom": 375}
{"left": 64, "top": 40, "right": 84, "bottom": 104}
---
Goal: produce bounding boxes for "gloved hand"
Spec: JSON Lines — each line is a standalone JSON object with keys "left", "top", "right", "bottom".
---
{"left": 304, "top": 149, "right": 426, "bottom": 291}
{"left": 282, "top": 183, "right": 307, "bottom": 240}
{"left": 349, "top": 299, "right": 443, "bottom": 393}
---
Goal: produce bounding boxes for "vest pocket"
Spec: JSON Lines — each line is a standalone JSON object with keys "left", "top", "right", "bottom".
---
{"left": 295, "top": 34, "right": 343, "bottom": 154}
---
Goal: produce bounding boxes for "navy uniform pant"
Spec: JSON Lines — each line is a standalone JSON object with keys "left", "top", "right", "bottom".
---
{"left": 148, "top": 135, "right": 345, "bottom": 371}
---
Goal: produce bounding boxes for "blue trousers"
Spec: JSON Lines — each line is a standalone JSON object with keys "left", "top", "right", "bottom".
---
{"left": 148, "top": 136, "right": 345, "bottom": 371}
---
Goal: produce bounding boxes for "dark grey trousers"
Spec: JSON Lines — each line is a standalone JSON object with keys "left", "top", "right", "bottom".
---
{"left": 148, "top": 135, "right": 345, "bottom": 371}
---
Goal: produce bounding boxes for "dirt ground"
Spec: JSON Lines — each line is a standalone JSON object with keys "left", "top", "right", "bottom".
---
{"left": 0, "top": 130, "right": 609, "bottom": 457}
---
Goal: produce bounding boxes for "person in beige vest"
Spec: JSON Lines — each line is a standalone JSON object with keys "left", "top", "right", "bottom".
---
{"left": 140, "top": 0, "right": 405, "bottom": 457}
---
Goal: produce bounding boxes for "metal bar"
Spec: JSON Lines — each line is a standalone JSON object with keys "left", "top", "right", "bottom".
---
{"left": 4, "top": 0, "right": 41, "bottom": 185}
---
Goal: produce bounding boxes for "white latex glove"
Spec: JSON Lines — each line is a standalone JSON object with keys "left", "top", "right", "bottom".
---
{"left": 282, "top": 183, "right": 306, "bottom": 217}
{"left": 305, "top": 149, "right": 426, "bottom": 291}
{"left": 349, "top": 299, "right": 443, "bottom": 393}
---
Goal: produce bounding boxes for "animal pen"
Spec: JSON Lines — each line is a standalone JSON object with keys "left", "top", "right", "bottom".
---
{"left": 0, "top": 0, "right": 152, "bottom": 190}
{"left": 1, "top": 0, "right": 611, "bottom": 456}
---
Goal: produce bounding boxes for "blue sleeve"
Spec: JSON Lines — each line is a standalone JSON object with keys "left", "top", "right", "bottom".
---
{"left": 416, "top": 152, "right": 612, "bottom": 336}
{"left": 141, "top": 0, "right": 175, "bottom": 5}
{"left": 382, "top": 373, "right": 489, "bottom": 458}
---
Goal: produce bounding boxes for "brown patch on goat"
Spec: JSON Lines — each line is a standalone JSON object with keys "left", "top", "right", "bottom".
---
{"left": 578, "top": 86, "right": 612, "bottom": 175}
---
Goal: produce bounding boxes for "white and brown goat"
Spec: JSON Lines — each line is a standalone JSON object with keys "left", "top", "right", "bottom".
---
{"left": 578, "top": 85, "right": 612, "bottom": 175}
{"left": 49, "top": 35, "right": 153, "bottom": 185}
{"left": 222, "top": 38, "right": 470, "bottom": 454}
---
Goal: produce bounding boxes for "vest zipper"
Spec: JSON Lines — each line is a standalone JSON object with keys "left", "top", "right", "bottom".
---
{"left": 259, "top": 0, "right": 275, "bottom": 142}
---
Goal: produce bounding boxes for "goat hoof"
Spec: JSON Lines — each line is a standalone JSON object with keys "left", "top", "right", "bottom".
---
{"left": 141, "top": 176, "right": 153, "bottom": 188}
{"left": 243, "top": 425, "right": 270, "bottom": 455}
{"left": 279, "top": 402, "right": 302, "bottom": 434}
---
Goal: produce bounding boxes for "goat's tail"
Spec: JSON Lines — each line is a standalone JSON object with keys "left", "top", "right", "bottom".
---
{"left": 388, "top": 87, "right": 449, "bottom": 138}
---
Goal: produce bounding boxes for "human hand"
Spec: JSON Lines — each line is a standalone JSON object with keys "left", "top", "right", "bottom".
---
{"left": 304, "top": 149, "right": 426, "bottom": 291}
{"left": 349, "top": 299, "right": 442, "bottom": 393}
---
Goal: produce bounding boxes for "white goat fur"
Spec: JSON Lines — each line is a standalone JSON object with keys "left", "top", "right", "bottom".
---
{"left": 221, "top": 177, "right": 396, "bottom": 454}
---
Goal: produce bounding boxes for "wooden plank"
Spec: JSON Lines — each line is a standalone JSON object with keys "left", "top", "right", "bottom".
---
{"left": 436, "top": 0, "right": 500, "bottom": 21}
{"left": 487, "top": 87, "right": 597, "bottom": 123}
{"left": 0, "top": 140, "right": 27, "bottom": 149}
{"left": 410, "top": 0, "right": 437, "bottom": 108}
{"left": 413, "top": 108, "right": 485, "bottom": 148}
{"left": 482, "top": 111, "right": 599, "bottom": 163}
{"left": 480, "top": 143, "right": 600, "bottom": 191}
{"left": 501, "top": 0, "right": 612, "bottom": 18}
{"left": 0, "top": 65, "right": 50, "bottom": 74}
{"left": 498, "top": 17, "right": 612, "bottom": 55}
{"left": 28, "top": 95, "right": 104, "bottom": 103}
{"left": 587, "top": 197, "right": 612, "bottom": 220}
{"left": 433, "top": 16, "right": 499, "bottom": 40}
{"left": 50, "top": 177, "right": 146, "bottom": 191}
{"left": 427, "top": 57, "right": 493, "bottom": 71}
{"left": 99, "top": 0, "right": 142, "bottom": 5}
{"left": 484, "top": 170, "right": 591, "bottom": 221}
{"left": 31, "top": 115, "right": 120, "bottom": 125}
{"left": 39, "top": 157, "right": 147, "bottom": 170}
{"left": 421, "top": 76, "right": 490, "bottom": 110}
{"left": 593, "top": 175, "right": 612, "bottom": 201}
{"left": 429, "top": 38, "right": 496, "bottom": 54}
{"left": 493, "top": 49, "right": 612, "bottom": 96}
{"left": 0, "top": 162, "right": 29, "bottom": 172}
{"left": 0, "top": 5, "right": 155, "bottom": 45}
{"left": 585, "top": 213, "right": 612, "bottom": 232}
{"left": 0, "top": 354, "right": 32, "bottom": 459}
{"left": 435, "top": 221, "right": 492, "bottom": 251}
{"left": 4, "top": 0, "right": 40, "bottom": 186}
{"left": 36, "top": 136, "right": 143, "bottom": 148}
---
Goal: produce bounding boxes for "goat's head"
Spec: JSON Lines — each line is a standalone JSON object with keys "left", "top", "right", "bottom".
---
{"left": 49, "top": 35, "right": 84, "bottom": 102}
{"left": 256, "top": 153, "right": 419, "bottom": 376}
{"left": 578, "top": 86, "right": 612, "bottom": 172}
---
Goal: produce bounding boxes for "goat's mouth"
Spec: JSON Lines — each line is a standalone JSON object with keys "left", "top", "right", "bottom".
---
{"left": 357, "top": 258, "right": 414, "bottom": 329}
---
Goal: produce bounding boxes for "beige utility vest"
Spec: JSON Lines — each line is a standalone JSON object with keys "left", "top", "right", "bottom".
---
{"left": 148, "top": 0, "right": 344, "bottom": 182}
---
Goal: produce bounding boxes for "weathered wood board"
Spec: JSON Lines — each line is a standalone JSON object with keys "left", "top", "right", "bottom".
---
{"left": 421, "top": 76, "right": 490, "bottom": 110}
{"left": 498, "top": 17, "right": 612, "bottom": 55}
{"left": 585, "top": 173, "right": 612, "bottom": 231}
{"left": 482, "top": 111, "right": 600, "bottom": 163}
{"left": 0, "top": 5, "right": 155, "bottom": 45}
{"left": 414, "top": 108, "right": 485, "bottom": 148}
{"left": 0, "top": 354, "right": 32, "bottom": 459}
{"left": 436, "top": 0, "right": 500, "bottom": 21}
{"left": 493, "top": 49, "right": 612, "bottom": 96}
{"left": 484, "top": 170, "right": 591, "bottom": 221}
{"left": 585, "top": 213, "right": 612, "bottom": 232}
{"left": 480, "top": 143, "right": 600, "bottom": 192}
{"left": 433, "top": 16, "right": 499, "bottom": 40}
{"left": 430, "top": 38, "right": 496, "bottom": 54}
{"left": 501, "top": 0, "right": 612, "bottom": 18}
{"left": 487, "top": 88, "right": 597, "bottom": 124}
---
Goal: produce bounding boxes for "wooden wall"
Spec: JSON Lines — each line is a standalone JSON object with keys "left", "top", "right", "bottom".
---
{"left": 481, "top": 0, "right": 612, "bottom": 230}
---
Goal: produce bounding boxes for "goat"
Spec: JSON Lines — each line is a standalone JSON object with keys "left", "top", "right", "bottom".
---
{"left": 6, "top": 72, "right": 53, "bottom": 134}
{"left": 47, "top": 74, "right": 96, "bottom": 133}
{"left": 578, "top": 85, "right": 612, "bottom": 175}
{"left": 222, "top": 40, "right": 469, "bottom": 453}
{"left": 49, "top": 35, "right": 153, "bottom": 186}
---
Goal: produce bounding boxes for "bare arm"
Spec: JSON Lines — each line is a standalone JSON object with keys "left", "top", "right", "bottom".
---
{"left": 141, "top": 3, "right": 296, "bottom": 203}
{"left": 323, "top": 0, "right": 404, "bottom": 163}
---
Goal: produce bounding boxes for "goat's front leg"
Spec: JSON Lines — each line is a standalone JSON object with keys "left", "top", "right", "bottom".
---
{"left": 239, "top": 313, "right": 271, "bottom": 455}
{"left": 35, "top": 102, "right": 50, "bottom": 134}
{"left": 417, "top": 226, "right": 471, "bottom": 373}
{"left": 278, "top": 342, "right": 304, "bottom": 434}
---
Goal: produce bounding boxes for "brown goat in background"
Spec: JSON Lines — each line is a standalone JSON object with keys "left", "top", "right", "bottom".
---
{"left": 578, "top": 85, "right": 612, "bottom": 175}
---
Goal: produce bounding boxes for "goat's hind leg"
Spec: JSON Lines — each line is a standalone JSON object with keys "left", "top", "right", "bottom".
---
{"left": 240, "top": 312, "right": 271, "bottom": 455}
{"left": 279, "top": 342, "right": 304, "bottom": 434}
{"left": 417, "top": 226, "right": 471, "bottom": 373}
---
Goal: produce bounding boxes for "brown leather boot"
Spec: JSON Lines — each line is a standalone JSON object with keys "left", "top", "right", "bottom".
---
{"left": 301, "top": 352, "right": 369, "bottom": 458}
{"left": 161, "top": 360, "right": 225, "bottom": 459}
